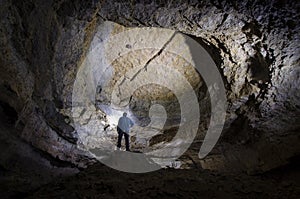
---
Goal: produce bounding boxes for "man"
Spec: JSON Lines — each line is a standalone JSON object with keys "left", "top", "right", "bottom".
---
{"left": 117, "top": 112, "right": 134, "bottom": 151}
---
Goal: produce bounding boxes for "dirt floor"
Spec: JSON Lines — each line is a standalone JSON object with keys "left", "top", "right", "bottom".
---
{"left": 15, "top": 160, "right": 299, "bottom": 199}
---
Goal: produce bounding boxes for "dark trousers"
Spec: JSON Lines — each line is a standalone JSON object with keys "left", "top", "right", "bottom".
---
{"left": 117, "top": 128, "right": 130, "bottom": 151}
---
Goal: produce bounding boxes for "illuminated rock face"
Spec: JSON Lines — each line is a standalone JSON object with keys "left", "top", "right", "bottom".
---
{"left": 0, "top": 0, "right": 299, "bottom": 173}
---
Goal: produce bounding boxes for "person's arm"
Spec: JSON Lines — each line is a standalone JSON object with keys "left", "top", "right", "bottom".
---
{"left": 117, "top": 118, "right": 122, "bottom": 132}
{"left": 117, "top": 118, "right": 121, "bottom": 127}
{"left": 129, "top": 119, "right": 134, "bottom": 127}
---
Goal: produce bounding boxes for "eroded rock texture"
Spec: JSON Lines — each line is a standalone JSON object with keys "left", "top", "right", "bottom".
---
{"left": 0, "top": 0, "right": 299, "bottom": 184}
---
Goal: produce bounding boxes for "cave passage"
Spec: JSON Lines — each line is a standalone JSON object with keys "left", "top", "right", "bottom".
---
{"left": 0, "top": 0, "right": 299, "bottom": 198}
{"left": 72, "top": 21, "right": 223, "bottom": 172}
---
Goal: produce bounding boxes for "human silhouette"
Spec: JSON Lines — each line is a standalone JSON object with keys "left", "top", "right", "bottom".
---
{"left": 117, "top": 112, "right": 134, "bottom": 151}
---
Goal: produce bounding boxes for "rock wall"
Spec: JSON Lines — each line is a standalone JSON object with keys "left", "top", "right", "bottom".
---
{"left": 97, "top": 0, "right": 300, "bottom": 173}
{"left": 0, "top": 0, "right": 102, "bottom": 167}
{"left": 0, "top": 0, "right": 299, "bottom": 173}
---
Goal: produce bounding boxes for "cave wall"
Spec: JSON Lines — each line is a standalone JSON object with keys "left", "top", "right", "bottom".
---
{"left": 0, "top": 0, "right": 299, "bottom": 173}
{"left": 0, "top": 0, "right": 103, "bottom": 167}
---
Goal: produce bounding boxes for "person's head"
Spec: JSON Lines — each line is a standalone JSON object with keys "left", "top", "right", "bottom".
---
{"left": 123, "top": 112, "right": 127, "bottom": 117}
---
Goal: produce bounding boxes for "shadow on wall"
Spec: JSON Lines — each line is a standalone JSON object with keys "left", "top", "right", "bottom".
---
{"left": 0, "top": 101, "right": 18, "bottom": 126}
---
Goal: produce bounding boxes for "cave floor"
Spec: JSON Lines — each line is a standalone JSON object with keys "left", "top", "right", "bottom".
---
{"left": 15, "top": 161, "right": 299, "bottom": 199}
{"left": 0, "top": 113, "right": 299, "bottom": 199}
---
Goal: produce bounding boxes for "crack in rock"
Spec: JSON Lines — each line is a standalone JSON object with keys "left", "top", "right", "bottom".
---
{"left": 130, "top": 32, "right": 177, "bottom": 82}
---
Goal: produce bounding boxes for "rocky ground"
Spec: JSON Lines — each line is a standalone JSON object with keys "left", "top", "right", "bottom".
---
{"left": 8, "top": 160, "right": 299, "bottom": 199}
